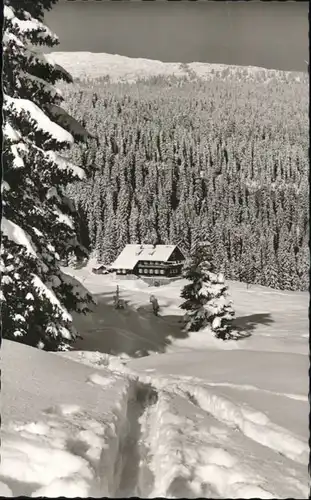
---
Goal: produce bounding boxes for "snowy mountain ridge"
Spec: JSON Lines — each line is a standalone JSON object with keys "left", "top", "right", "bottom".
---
{"left": 48, "top": 51, "right": 306, "bottom": 84}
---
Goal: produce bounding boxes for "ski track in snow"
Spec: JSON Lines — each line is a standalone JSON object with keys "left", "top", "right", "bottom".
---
{"left": 96, "top": 365, "right": 308, "bottom": 499}
{"left": 0, "top": 363, "right": 158, "bottom": 498}
{"left": 143, "top": 375, "right": 309, "bottom": 465}
{"left": 1, "top": 359, "right": 308, "bottom": 499}
{"left": 200, "top": 381, "right": 308, "bottom": 402}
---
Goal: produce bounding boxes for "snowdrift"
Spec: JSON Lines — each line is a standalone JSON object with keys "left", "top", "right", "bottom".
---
{"left": 0, "top": 339, "right": 141, "bottom": 497}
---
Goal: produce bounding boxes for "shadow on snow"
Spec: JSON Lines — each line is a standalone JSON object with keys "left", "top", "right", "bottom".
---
{"left": 233, "top": 312, "right": 274, "bottom": 339}
{"left": 72, "top": 291, "right": 189, "bottom": 358}
{"left": 70, "top": 276, "right": 274, "bottom": 354}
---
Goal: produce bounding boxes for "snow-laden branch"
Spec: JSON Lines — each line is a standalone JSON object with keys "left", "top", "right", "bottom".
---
{"left": 32, "top": 274, "right": 72, "bottom": 323}
{"left": 19, "top": 71, "right": 64, "bottom": 100}
{"left": 46, "top": 151, "right": 85, "bottom": 180}
{"left": 45, "top": 54, "right": 73, "bottom": 81}
{"left": 4, "top": 5, "right": 15, "bottom": 20}
{"left": 47, "top": 104, "right": 96, "bottom": 141}
{"left": 11, "top": 18, "right": 58, "bottom": 43}
{"left": 5, "top": 5, "right": 58, "bottom": 44}
{"left": 3, "top": 122, "right": 21, "bottom": 142}
{"left": 10, "top": 144, "right": 25, "bottom": 168}
{"left": 2, "top": 218, "right": 37, "bottom": 257}
{"left": 3, "top": 31, "right": 24, "bottom": 48}
{"left": 4, "top": 95, "right": 74, "bottom": 145}
{"left": 52, "top": 207, "right": 75, "bottom": 229}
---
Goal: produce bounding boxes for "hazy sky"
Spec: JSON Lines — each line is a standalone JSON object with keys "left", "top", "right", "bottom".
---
{"left": 45, "top": 1, "right": 308, "bottom": 71}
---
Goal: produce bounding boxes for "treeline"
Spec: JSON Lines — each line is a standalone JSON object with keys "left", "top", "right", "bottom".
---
{"left": 62, "top": 75, "right": 309, "bottom": 291}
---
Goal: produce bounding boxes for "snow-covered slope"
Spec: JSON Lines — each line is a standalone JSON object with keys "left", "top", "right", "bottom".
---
{"left": 1, "top": 263, "right": 309, "bottom": 497}
{"left": 0, "top": 339, "right": 138, "bottom": 497}
{"left": 47, "top": 52, "right": 305, "bottom": 84}
{"left": 62, "top": 260, "right": 308, "bottom": 357}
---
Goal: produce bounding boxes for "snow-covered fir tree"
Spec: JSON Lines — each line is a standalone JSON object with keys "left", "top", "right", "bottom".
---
{"left": 129, "top": 200, "right": 140, "bottom": 244}
{"left": 2, "top": 0, "right": 94, "bottom": 351}
{"left": 180, "top": 242, "right": 236, "bottom": 340}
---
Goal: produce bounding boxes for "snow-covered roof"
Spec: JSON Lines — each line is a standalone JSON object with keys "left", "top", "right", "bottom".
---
{"left": 111, "top": 244, "right": 180, "bottom": 270}
{"left": 92, "top": 263, "right": 107, "bottom": 270}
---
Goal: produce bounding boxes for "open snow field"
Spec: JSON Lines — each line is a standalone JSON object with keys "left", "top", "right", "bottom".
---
{"left": 1, "top": 261, "right": 309, "bottom": 498}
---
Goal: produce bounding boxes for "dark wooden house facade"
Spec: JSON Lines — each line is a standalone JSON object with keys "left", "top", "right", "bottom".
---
{"left": 111, "top": 244, "right": 185, "bottom": 278}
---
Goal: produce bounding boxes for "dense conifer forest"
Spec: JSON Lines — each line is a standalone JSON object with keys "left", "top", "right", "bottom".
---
{"left": 62, "top": 75, "right": 309, "bottom": 291}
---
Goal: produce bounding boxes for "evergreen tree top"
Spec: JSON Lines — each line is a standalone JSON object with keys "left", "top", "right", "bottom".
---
{"left": 6, "top": 0, "right": 58, "bottom": 22}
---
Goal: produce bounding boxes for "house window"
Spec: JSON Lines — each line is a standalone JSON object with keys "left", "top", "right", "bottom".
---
{"left": 138, "top": 268, "right": 142, "bottom": 274}
{"left": 144, "top": 269, "right": 148, "bottom": 274}
{"left": 155, "top": 269, "right": 159, "bottom": 275}
{"left": 160, "top": 269, "right": 165, "bottom": 275}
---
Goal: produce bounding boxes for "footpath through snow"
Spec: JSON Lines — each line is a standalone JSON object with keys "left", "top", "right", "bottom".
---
{"left": 65, "top": 351, "right": 309, "bottom": 499}
{"left": 0, "top": 340, "right": 157, "bottom": 497}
